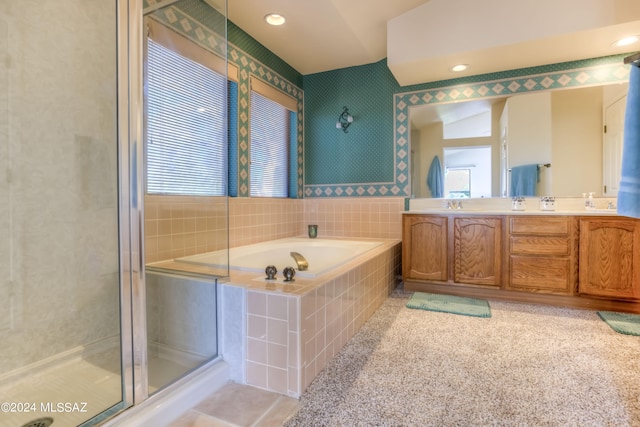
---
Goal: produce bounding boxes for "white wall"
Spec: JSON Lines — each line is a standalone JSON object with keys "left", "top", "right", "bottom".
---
{"left": 551, "top": 87, "right": 603, "bottom": 196}
{"left": 504, "top": 92, "right": 553, "bottom": 195}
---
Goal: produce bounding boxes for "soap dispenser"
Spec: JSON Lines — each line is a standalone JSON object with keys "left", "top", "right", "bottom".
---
{"left": 587, "top": 192, "right": 596, "bottom": 210}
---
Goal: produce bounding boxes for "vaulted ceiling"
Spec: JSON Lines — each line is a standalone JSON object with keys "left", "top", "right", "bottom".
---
{"left": 227, "top": 0, "right": 640, "bottom": 86}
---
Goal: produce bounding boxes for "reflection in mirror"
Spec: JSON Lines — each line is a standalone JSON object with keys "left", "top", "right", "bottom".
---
{"left": 410, "top": 82, "right": 629, "bottom": 198}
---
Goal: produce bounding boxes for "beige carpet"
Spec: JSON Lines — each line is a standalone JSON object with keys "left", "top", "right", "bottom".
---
{"left": 285, "top": 287, "right": 640, "bottom": 426}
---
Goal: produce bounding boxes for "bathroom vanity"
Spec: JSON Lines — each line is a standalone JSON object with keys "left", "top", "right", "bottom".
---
{"left": 403, "top": 209, "right": 640, "bottom": 313}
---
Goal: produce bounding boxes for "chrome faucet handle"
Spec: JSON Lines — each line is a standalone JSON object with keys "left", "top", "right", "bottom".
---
{"left": 265, "top": 265, "right": 277, "bottom": 280}
{"left": 283, "top": 266, "right": 296, "bottom": 282}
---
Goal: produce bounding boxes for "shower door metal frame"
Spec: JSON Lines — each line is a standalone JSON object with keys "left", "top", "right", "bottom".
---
{"left": 118, "top": 0, "right": 149, "bottom": 410}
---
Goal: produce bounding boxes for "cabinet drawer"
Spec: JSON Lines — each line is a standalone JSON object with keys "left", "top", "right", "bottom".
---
{"left": 510, "top": 236, "right": 570, "bottom": 255}
{"left": 510, "top": 217, "right": 570, "bottom": 235}
{"left": 509, "top": 255, "right": 572, "bottom": 293}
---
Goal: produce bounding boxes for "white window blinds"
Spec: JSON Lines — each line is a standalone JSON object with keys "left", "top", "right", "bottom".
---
{"left": 146, "top": 37, "right": 226, "bottom": 196}
{"left": 250, "top": 91, "right": 290, "bottom": 197}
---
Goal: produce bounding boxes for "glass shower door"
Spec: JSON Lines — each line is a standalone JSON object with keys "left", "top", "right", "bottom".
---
{"left": 0, "top": 1, "right": 126, "bottom": 425}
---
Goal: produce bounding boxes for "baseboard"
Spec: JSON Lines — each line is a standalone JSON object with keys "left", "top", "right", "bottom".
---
{"left": 404, "top": 280, "right": 640, "bottom": 314}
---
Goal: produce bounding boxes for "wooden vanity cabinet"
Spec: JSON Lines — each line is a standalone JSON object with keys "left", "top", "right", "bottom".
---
{"left": 579, "top": 218, "right": 640, "bottom": 300}
{"left": 506, "top": 216, "right": 578, "bottom": 295}
{"left": 453, "top": 217, "right": 502, "bottom": 287}
{"left": 403, "top": 212, "right": 640, "bottom": 311}
{"left": 402, "top": 215, "right": 448, "bottom": 281}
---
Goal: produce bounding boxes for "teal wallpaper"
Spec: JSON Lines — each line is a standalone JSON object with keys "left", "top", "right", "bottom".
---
{"left": 143, "top": 1, "right": 633, "bottom": 200}
{"left": 303, "top": 60, "right": 401, "bottom": 197}
{"left": 304, "top": 54, "right": 633, "bottom": 198}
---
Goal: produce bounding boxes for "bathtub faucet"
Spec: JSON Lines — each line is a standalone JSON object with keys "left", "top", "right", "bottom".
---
{"left": 290, "top": 252, "right": 309, "bottom": 271}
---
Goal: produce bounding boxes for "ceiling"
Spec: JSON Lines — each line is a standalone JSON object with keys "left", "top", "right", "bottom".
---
{"left": 227, "top": 0, "right": 640, "bottom": 85}
{"left": 227, "top": 0, "right": 429, "bottom": 76}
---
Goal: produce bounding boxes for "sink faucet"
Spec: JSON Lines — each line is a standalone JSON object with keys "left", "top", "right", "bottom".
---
{"left": 290, "top": 252, "right": 309, "bottom": 271}
{"left": 446, "top": 200, "right": 463, "bottom": 209}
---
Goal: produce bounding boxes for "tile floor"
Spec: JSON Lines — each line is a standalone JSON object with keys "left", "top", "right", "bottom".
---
{"left": 169, "top": 382, "right": 300, "bottom": 427}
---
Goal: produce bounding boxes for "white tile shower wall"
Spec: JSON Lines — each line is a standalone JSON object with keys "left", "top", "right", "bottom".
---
{"left": 0, "top": 1, "right": 120, "bottom": 373}
{"left": 243, "top": 243, "right": 401, "bottom": 397}
{"left": 146, "top": 272, "right": 218, "bottom": 360}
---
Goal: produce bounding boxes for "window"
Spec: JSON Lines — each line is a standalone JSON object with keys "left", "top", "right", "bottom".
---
{"left": 445, "top": 169, "right": 471, "bottom": 198}
{"left": 145, "top": 23, "right": 227, "bottom": 196}
{"left": 249, "top": 77, "right": 297, "bottom": 198}
{"left": 250, "top": 92, "right": 290, "bottom": 197}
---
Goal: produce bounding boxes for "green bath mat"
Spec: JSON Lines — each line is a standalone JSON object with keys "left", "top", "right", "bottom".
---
{"left": 597, "top": 311, "right": 640, "bottom": 336}
{"left": 406, "top": 292, "right": 491, "bottom": 318}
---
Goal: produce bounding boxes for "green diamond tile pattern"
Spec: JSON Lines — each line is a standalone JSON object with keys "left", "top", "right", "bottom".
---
{"left": 391, "top": 56, "right": 630, "bottom": 198}
{"left": 144, "top": 2, "right": 631, "bottom": 200}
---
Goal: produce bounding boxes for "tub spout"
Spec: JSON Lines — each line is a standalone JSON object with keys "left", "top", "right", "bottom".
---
{"left": 290, "top": 252, "right": 309, "bottom": 271}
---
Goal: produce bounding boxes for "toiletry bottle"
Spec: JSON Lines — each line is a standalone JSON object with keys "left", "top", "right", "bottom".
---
{"left": 587, "top": 192, "right": 595, "bottom": 209}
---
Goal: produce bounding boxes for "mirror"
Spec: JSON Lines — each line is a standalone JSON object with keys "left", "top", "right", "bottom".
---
{"left": 409, "top": 82, "right": 629, "bottom": 198}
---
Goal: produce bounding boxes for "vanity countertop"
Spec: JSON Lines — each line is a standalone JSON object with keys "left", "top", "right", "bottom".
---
{"left": 406, "top": 196, "right": 622, "bottom": 216}
{"left": 404, "top": 208, "right": 620, "bottom": 216}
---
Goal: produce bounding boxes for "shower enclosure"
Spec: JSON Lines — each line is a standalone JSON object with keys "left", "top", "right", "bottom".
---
{"left": 0, "top": 0, "right": 228, "bottom": 425}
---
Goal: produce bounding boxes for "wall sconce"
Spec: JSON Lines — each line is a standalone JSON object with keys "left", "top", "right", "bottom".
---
{"left": 336, "top": 106, "right": 353, "bottom": 133}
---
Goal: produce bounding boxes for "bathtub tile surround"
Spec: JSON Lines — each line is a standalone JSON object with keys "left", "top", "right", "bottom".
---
{"left": 145, "top": 195, "right": 229, "bottom": 264}
{"left": 146, "top": 196, "right": 404, "bottom": 399}
{"left": 222, "top": 238, "right": 402, "bottom": 398}
{"left": 304, "top": 197, "right": 404, "bottom": 239}
{"left": 229, "top": 198, "right": 304, "bottom": 247}
{"left": 146, "top": 196, "right": 405, "bottom": 265}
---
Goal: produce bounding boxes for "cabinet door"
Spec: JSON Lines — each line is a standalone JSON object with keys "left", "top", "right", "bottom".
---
{"left": 453, "top": 217, "right": 501, "bottom": 286}
{"left": 509, "top": 256, "right": 572, "bottom": 292}
{"left": 402, "top": 215, "right": 448, "bottom": 281}
{"left": 579, "top": 218, "right": 640, "bottom": 299}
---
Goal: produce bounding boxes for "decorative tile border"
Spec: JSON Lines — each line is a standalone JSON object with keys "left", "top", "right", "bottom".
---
{"left": 304, "top": 55, "right": 631, "bottom": 198}
{"left": 144, "top": 1, "right": 304, "bottom": 198}
{"left": 230, "top": 47, "right": 304, "bottom": 198}
{"left": 391, "top": 58, "right": 631, "bottom": 198}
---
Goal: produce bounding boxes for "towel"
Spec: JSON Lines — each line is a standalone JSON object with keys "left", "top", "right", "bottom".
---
{"left": 618, "top": 63, "right": 640, "bottom": 218}
{"left": 509, "top": 164, "right": 539, "bottom": 197}
{"left": 427, "top": 155, "right": 444, "bottom": 198}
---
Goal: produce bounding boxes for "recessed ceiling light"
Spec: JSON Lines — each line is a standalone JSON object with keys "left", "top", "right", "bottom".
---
{"left": 451, "top": 64, "right": 469, "bottom": 72}
{"left": 265, "top": 13, "right": 285, "bottom": 26}
{"left": 613, "top": 35, "right": 640, "bottom": 47}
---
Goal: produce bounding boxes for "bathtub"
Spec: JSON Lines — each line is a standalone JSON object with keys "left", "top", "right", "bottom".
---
{"left": 175, "top": 237, "right": 383, "bottom": 278}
